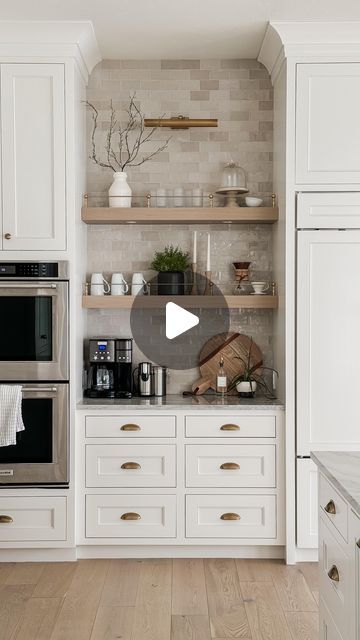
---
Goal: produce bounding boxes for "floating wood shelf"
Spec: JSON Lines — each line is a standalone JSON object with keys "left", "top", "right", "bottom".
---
{"left": 82, "top": 295, "right": 278, "bottom": 310}
{"left": 81, "top": 206, "right": 278, "bottom": 225}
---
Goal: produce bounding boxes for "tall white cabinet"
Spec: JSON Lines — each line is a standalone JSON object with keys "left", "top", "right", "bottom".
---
{"left": 1, "top": 63, "right": 66, "bottom": 251}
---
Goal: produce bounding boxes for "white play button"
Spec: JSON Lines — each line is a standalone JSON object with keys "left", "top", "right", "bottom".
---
{"left": 166, "top": 302, "right": 199, "bottom": 340}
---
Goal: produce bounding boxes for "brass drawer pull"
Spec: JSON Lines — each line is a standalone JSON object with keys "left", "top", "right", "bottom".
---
{"left": 121, "top": 512, "right": 141, "bottom": 521}
{"left": 357, "top": 539, "right": 360, "bottom": 549}
{"left": 324, "top": 500, "right": 336, "bottom": 515}
{"left": 220, "top": 512, "right": 241, "bottom": 521}
{"left": 0, "top": 515, "right": 13, "bottom": 524}
{"left": 121, "top": 462, "right": 141, "bottom": 470}
{"left": 220, "top": 462, "right": 240, "bottom": 470}
{"left": 120, "top": 424, "right": 141, "bottom": 431}
{"left": 4, "top": 233, "right": 11, "bottom": 240}
{"left": 327, "top": 565, "right": 340, "bottom": 582}
{"left": 220, "top": 424, "right": 240, "bottom": 431}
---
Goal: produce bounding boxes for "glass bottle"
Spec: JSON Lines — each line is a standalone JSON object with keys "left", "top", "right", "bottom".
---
{"left": 216, "top": 355, "right": 228, "bottom": 396}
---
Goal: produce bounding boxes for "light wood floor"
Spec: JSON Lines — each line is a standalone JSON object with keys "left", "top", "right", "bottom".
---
{"left": 0, "top": 559, "right": 319, "bottom": 640}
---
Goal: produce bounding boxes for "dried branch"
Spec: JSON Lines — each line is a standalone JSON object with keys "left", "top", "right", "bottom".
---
{"left": 85, "top": 94, "right": 171, "bottom": 172}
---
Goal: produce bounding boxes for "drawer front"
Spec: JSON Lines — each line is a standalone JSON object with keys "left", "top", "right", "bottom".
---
{"left": 0, "top": 497, "right": 66, "bottom": 541}
{"left": 320, "top": 474, "right": 348, "bottom": 542}
{"left": 319, "top": 517, "right": 350, "bottom": 640}
{"left": 85, "top": 415, "right": 176, "bottom": 438}
{"left": 86, "top": 494, "right": 176, "bottom": 538}
{"left": 320, "top": 597, "right": 344, "bottom": 640}
{"left": 186, "top": 444, "right": 276, "bottom": 488}
{"left": 186, "top": 494, "right": 276, "bottom": 539}
{"left": 298, "top": 192, "right": 360, "bottom": 229}
{"left": 86, "top": 444, "right": 176, "bottom": 488}
{"left": 185, "top": 415, "right": 276, "bottom": 438}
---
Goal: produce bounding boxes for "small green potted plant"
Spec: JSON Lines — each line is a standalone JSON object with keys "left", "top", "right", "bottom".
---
{"left": 228, "top": 338, "right": 278, "bottom": 398}
{"left": 151, "top": 245, "right": 191, "bottom": 295}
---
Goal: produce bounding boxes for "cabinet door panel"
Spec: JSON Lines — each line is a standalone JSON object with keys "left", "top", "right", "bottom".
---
{"left": 297, "top": 231, "right": 360, "bottom": 454}
{"left": 1, "top": 64, "right": 66, "bottom": 250}
{"left": 296, "top": 63, "right": 360, "bottom": 184}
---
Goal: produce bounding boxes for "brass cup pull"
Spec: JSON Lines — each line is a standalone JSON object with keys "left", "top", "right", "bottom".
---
{"left": 120, "top": 424, "right": 141, "bottom": 431}
{"left": 328, "top": 565, "right": 340, "bottom": 582}
{"left": 220, "top": 424, "right": 240, "bottom": 431}
{"left": 121, "top": 512, "right": 141, "bottom": 521}
{"left": 0, "top": 515, "right": 13, "bottom": 524}
{"left": 357, "top": 539, "right": 360, "bottom": 549}
{"left": 220, "top": 462, "right": 240, "bottom": 470}
{"left": 121, "top": 462, "right": 141, "bottom": 470}
{"left": 324, "top": 500, "right": 336, "bottom": 515}
{"left": 4, "top": 233, "right": 12, "bottom": 240}
{"left": 220, "top": 512, "right": 241, "bottom": 521}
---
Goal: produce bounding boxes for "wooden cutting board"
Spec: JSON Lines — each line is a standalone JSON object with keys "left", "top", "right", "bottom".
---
{"left": 195, "top": 332, "right": 263, "bottom": 393}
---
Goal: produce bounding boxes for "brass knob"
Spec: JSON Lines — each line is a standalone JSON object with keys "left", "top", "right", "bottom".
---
{"left": 220, "top": 424, "right": 240, "bottom": 431}
{"left": 324, "top": 500, "right": 336, "bottom": 515}
{"left": 4, "top": 233, "right": 11, "bottom": 240}
{"left": 220, "top": 462, "right": 240, "bottom": 470}
{"left": 121, "top": 512, "right": 141, "bottom": 521}
{"left": 121, "top": 462, "right": 141, "bottom": 470}
{"left": 0, "top": 515, "right": 13, "bottom": 524}
{"left": 220, "top": 513, "right": 241, "bottom": 521}
{"left": 327, "top": 565, "right": 339, "bottom": 582}
{"left": 120, "top": 424, "right": 141, "bottom": 431}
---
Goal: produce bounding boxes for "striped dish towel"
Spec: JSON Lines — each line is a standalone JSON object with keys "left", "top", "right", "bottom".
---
{"left": 0, "top": 385, "right": 25, "bottom": 447}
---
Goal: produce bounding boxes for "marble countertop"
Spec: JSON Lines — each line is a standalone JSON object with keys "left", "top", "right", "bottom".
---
{"left": 311, "top": 451, "right": 360, "bottom": 516}
{"left": 77, "top": 394, "right": 284, "bottom": 411}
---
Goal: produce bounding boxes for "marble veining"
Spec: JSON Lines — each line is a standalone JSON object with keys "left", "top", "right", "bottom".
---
{"left": 311, "top": 451, "right": 360, "bottom": 516}
{"left": 78, "top": 394, "right": 284, "bottom": 411}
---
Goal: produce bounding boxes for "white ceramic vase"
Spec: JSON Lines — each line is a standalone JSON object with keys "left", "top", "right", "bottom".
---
{"left": 108, "top": 171, "right": 132, "bottom": 208}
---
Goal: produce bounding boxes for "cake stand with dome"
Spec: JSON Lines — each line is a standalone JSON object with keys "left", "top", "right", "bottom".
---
{"left": 216, "top": 162, "right": 248, "bottom": 207}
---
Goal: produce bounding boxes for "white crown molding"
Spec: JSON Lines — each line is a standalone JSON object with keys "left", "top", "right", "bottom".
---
{"left": 258, "top": 21, "right": 360, "bottom": 81}
{"left": 0, "top": 21, "right": 101, "bottom": 80}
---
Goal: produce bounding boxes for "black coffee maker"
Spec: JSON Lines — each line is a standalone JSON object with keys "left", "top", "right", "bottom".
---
{"left": 86, "top": 338, "right": 133, "bottom": 398}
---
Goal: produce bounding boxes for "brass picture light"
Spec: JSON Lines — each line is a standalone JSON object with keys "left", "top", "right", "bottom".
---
{"left": 144, "top": 115, "right": 218, "bottom": 129}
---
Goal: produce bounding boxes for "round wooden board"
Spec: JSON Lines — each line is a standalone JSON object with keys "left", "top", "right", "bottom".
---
{"left": 198, "top": 332, "right": 263, "bottom": 393}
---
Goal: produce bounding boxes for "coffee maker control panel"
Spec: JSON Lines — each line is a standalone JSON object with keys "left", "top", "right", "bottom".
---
{"left": 89, "top": 339, "right": 116, "bottom": 362}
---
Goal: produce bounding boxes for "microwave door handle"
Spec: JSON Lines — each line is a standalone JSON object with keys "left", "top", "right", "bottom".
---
{"left": 22, "top": 387, "right": 58, "bottom": 393}
{"left": 0, "top": 283, "right": 57, "bottom": 289}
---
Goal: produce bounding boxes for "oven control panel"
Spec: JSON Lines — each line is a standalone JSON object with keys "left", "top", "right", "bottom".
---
{"left": 89, "top": 339, "right": 116, "bottom": 362}
{"left": 0, "top": 262, "right": 60, "bottom": 278}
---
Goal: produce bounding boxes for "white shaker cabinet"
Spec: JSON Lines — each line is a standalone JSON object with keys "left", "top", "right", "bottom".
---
{"left": 296, "top": 63, "right": 360, "bottom": 185}
{"left": 1, "top": 63, "right": 66, "bottom": 251}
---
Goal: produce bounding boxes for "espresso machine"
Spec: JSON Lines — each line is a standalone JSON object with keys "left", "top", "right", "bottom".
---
{"left": 86, "top": 338, "right": 133, "bottom": 398}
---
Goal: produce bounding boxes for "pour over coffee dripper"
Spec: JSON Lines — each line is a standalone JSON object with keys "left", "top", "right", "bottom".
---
{"left": 233, "top": 261, "right": 251, "bottom": 294}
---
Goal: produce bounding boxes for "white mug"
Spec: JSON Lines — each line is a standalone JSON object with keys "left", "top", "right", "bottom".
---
{"left": 111, "top": 273, "right": 129, "bottom": 295}
{"left": 90, "top": 273, "right": 110, "bottom": 294}
{"left": 131, "top": 273, "right": 149, "bottom": 296}
{"left": 251, "top": 281, "right": 269, "bottom": 294}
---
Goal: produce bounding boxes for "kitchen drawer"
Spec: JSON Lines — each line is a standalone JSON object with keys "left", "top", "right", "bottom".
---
{"left": 0, "top": 496, "right": 66, "bottom": 541}
{"left": 186, "top": 444, "right": 276, "bottom": 488}
{"left": 85, "top": 415, "right": 176, "bottom": 438}
{"left": 320, "top": 597, "right": 344, "bottom": 640}
{"left": 297, "top": 192, "right": 360, "bottom": 229}
{"left": 320, "top": 473, "right": 348, "bottom": 542}
{"left": 86, "top": 444, "right": 176, "bottom": 488}
{"left": 86, "top": 494, "right": 176, "bottom": 538}
{"left": 186, "top": 494, "right": 276, "bottom": 539}
{"left": 185, "top": 415, "right": 275, "bottom": 438}
{"left": 319, "top": 517, "right": 351, "bottom": 640}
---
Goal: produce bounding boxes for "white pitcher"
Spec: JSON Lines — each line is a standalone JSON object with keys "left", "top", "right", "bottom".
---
{"left": 131, "top": 273, "right": 149, "bottom": 296}
{"left": 111, "top": 273, "right": 129, "bottom": 296}
{"left": 90, "top": 273, "right": 110, "bottom": 296}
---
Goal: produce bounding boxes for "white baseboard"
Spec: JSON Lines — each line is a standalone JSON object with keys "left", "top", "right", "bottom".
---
{"left": 76, "top": 545, "right": 286, "bottom": 559}
{"left": 295, "top": 547, "right": 319, "bottom": 562}
{"left": 0, "top": 547, "right": 77, "bottom": 562}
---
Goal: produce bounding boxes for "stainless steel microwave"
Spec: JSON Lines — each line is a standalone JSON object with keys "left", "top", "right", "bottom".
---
{"left": 0, "top": 262, "right": 68, "bottom": 381}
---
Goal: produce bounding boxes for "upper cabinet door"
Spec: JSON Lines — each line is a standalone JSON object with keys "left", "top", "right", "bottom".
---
{"left": 1, "top": 64, "right": 66, "bottom": 251}
{"left": 296, "top": 63, "right": 360, "bottom": 185}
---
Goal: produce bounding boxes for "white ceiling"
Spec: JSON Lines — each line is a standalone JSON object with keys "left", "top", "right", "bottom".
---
{"left": 1, "top": 0, "right": 360, "bottom": 59}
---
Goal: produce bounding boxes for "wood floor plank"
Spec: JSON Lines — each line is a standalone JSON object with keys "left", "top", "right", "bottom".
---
{"left": 132, "top": 559, "right": 172, "bottom": 640}
{"left": 285, "top": 612, "right": 319, "bottom": 640}
{"left": 13, "top": 597, "right": 62, "bottom": 640}
{"left": 0, "top": 563, "right": 15, "bottom": 586}
{"left": 100, "top": 559, "right": 141, "bottom": 606}
{"left": 298, "top": 563, "right": 320, "bottom": 591}
{"left": 241, "top": 581, "right": 292, "bottom": 640}
{"left": 204, "top": 559, "right": 251, "bottom": 639}
{"left": 0, "top": 584, "right": 34, "bottom": 640}
{"left": 172, "top": 559, "right": 208, "bottom": 615}
{"left": 5, "top": 562, "right": 45, "bottom": 585}
{"left": 171, "top": 615, "right": 211, "bottom": 640}
{"left": 272, "top": 565, "right": 318, "bottom": 613}
{"left": 49, "top": 559, "right": 109, "bottom": 640}
{"left": 90, "top": 605, "right": 134, "bottom": 640}
{"left": 236, "top": 560, "right": 281, "bottom": 582}
{"left": 32, "top": 562, "right": 77, "bottom": 598}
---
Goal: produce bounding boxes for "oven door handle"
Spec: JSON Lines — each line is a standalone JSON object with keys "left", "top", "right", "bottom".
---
{"left": 0, "top": 283, "right": 57, "bottom": 289}
{"left": 22, "top": 387, "right": 58, "bottom": 393}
